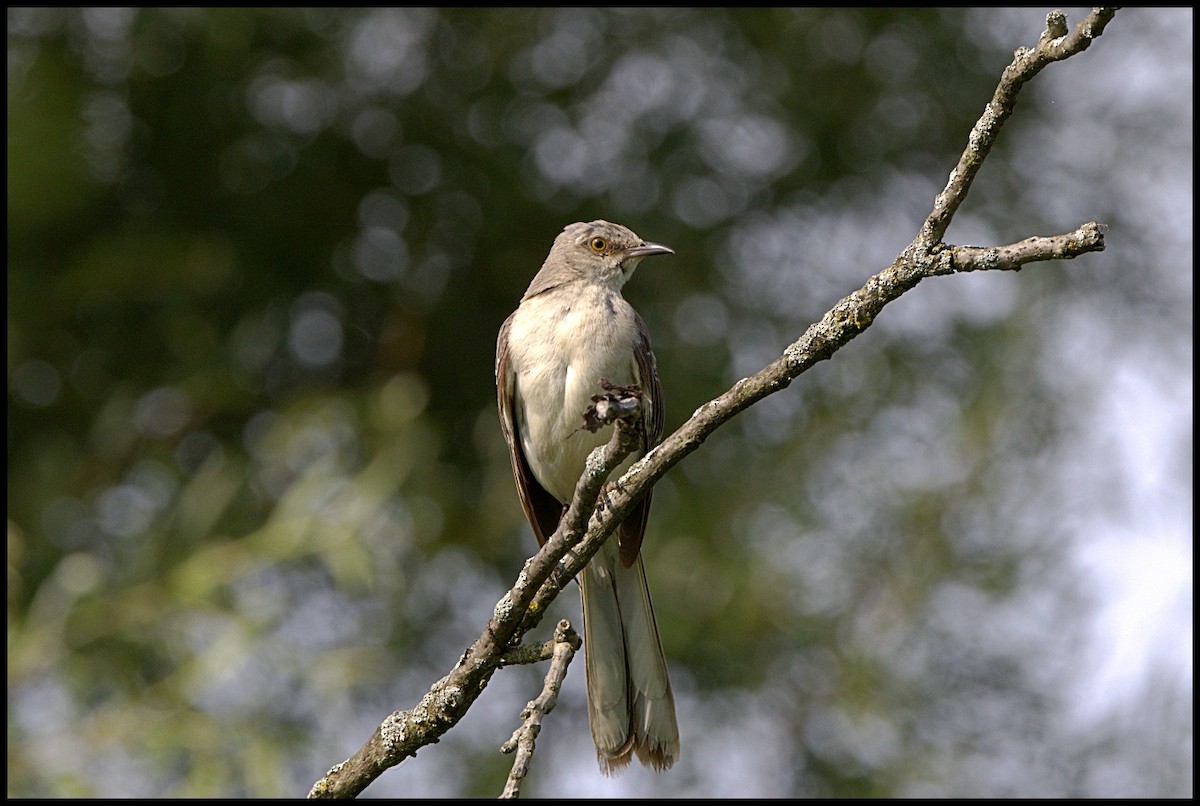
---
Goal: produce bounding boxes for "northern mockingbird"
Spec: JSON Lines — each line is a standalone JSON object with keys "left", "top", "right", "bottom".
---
{"left": 496, "top": 220, "right": 679, "bottom": 773}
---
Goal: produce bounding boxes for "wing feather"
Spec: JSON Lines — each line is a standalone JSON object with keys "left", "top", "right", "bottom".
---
{"left": 617, "top": 311, "right": 664, "bottom": 568}
{"left": 497, "top": 314, "right": 564, "bottom": 545}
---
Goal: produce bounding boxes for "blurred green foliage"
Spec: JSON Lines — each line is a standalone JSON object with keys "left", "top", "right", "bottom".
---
{"left": 7, "top": 7, "right": 1192, "bottom": 798}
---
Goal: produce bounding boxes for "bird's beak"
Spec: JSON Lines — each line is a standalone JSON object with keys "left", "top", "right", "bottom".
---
{"left": 626, "top": 241, "right": 674, "bottom": 259}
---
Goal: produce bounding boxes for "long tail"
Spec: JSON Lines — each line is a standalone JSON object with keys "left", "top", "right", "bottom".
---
{"left": 579, "top": 542, "right": 679, "bottom": 773}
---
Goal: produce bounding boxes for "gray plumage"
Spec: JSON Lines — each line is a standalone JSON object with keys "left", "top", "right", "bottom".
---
{"left": 496, "top": 220, "right": 679, "bottom": 773}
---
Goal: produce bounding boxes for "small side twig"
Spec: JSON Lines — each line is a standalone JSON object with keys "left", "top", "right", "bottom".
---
{"left": 499, "top": 636, "right": 564, "bottom": 668}
{"left": 499, "top": 620, "right": 582, "bottom": 799}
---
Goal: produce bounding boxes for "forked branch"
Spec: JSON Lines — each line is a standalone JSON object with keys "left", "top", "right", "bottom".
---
{"left": 308, "top": 8, "right": 1115, "bottom": 798}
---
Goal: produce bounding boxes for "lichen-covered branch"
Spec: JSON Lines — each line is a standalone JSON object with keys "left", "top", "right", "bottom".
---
{"left": 309, "top": 8, "right": 1115, "bottom": 798}
{"left": 921, "top": 7, "right": 1118, "bottom": 245}
{"left": 499, "top": 620, "right": 581, "bottom": 799}
{"left": 948, "top": 223, "right": 1108, "bottom": 274}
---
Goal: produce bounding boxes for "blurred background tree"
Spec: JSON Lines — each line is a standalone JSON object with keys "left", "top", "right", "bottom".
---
{"left": 7, "top": 7, "right": 1191, "bottom": 798}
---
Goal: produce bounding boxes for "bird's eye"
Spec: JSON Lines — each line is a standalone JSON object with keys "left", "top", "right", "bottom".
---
{"left": 589, "top": 237, "right": 607, "bottom": 252}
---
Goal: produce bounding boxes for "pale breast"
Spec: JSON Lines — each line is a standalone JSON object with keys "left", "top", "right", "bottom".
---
{"left": 507, "top": 286, "right": 643, "bottom": 501}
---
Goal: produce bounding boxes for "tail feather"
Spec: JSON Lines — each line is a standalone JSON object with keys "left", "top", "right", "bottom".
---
{"left": 579, "top": 542, "right": 679, "bottom": 773}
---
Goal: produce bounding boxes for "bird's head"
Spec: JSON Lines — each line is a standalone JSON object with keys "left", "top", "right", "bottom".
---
{"left": 546, "top": 220, "right": 674, "bottom": 291}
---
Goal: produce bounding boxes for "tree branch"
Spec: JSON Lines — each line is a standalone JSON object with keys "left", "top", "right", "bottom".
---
{"left": 921, "top": 7, "right": 1118, "bottom": 245}
{"left": 949, "top": 223, "right": 1107, "bottom": 274}
{"left": 308, "top": 7, "right": 1115, "bottom": 797}
{"left": 499, "top": 620, "right": 581, "bottom": 799}
{"left": 308, "top": 408, "right": 642, "bottom": 798}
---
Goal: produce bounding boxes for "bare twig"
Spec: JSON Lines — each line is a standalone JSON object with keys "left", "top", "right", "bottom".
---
{"left": 921, "top": 8, "right": 1118, "bottom": 245}
{"left": 499, "top": 634, "right": 567, "bottom": 668}
{"left": 948, "top": 223, "right": 1107, "bottom": 273}
{"left": 308, "top": 8, "right": 1116, "bottom": 798}
{"left": 499, "top": 620, "right": 581, "bottom": 798}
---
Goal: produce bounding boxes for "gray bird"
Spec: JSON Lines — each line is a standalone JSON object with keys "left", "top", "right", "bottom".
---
{"left": 496, "top": 220, "right": 679, "bottom": 773}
